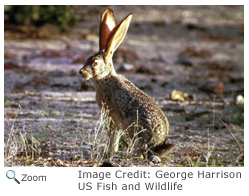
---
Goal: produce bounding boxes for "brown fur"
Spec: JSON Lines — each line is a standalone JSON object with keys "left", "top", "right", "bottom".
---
{"left": 79, "top": 8, "right": 173, "bottom": 158}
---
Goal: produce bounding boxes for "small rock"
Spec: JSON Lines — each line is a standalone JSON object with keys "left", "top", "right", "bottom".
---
{"left": 163, "top": 103, "right": 185, "bottom": 112}
{"left": 4, "top": 62, "right": 19, "bottom": 70}
{"left": 186, "top": 23, "right": 206, "bottom": 31}
{"left": 199, "top": 81, "right": 224, "bottom": 94}
{"left": 151, "top": 78, "right": 157, "bottom": 83}
{"left": 136, "top": 65, "right": 155, "bottom": 75}
{"left": 117, "top": 63, "right": 136, "bottom": 72}
{"left": 85, "top": 34, "right": 98, "bottom": 41}
{"left": 70, "top": 69, "right": 78, "bottom": 76}
{"left": 139, "top": 84, "right": 153, "bottom": 91}
{"left": 152, "top": 21, "right": 170, "bottom": 27}
{"left": 56, "top": 159, "right": 64, "bottom": 166}
{"left": 40, "top": 49, "right": 73, "bottom": 58}
{"left": 28, "top": 76, "right": 50, "bottom": 86}
{"left": 150, "top": 155, "right": 161, "bottom": 163}
{"left": 179, "top": 47, "right": 213, "bottom": 58}
{"left": 160, "top": 81, "right": 169, "bottom": 87}
{"left": 114, "top": 48, "right": 139, "bottom": 63}
{"left": 175, "top": 57, "right": 193, "bottom": 66}
{"left": 236, "top": 95, "right": 244, "bottom": 105}
{"left": 51, "top": 70, "right": 64, "bottom": 77}
{"left": 151, "top": 56, "right": 166, "bottom": 62}
{"left": 4, "top": 52, "right": 17, "bottom": 59}
{"left": 201, "top": 33, "right": 232, "bottom": 41}
{"left": 72, "top": 54, "right": 88, "bottom": 64}
{"left": 226, "top": 73, "right": 244, "bottom": 83}
{"left": 171, "top": 90, "right": 190, "bottom": 102}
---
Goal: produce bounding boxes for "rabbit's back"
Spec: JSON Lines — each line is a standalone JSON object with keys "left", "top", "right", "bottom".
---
{"left": 95, "top": 74, "right": 169, "bottom": 148}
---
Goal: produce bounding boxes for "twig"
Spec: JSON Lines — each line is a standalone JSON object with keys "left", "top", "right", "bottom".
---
{"left": 29, "top": 124, "right": 34, "bottom": 160}
{"left": 218, "top": 118, "right": 242, "bottom": 154}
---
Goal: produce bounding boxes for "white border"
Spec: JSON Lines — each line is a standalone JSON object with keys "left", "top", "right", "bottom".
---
{"left": 2, "top": 2, "right": 247, "bottom": 195}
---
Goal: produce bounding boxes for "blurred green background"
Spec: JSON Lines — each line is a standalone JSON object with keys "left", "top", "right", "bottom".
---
{"left": 4, "top": 5, "right": 77, "bottom": 31}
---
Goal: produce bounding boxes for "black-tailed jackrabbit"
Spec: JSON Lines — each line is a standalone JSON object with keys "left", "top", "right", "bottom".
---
{"left": 79, "top": 8, "right": 174, "bottom": 159}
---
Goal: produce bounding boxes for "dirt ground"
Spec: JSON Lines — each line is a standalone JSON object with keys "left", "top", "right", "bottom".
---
{"left": 4, "top": 5, "right": 244, "bottom": 167}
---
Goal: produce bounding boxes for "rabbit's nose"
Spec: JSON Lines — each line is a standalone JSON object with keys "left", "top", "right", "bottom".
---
{"left": 79, "top": 68, "right": 84, "bottom": 74}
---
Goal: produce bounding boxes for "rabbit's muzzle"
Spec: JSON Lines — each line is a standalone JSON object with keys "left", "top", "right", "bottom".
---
{"left": 79, "top": 68, "right": 92, "bottom": 80}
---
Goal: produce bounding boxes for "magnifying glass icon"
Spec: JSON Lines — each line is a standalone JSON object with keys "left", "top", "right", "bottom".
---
{"left": 6, "top": 170, "right": 20, "bottom": 184}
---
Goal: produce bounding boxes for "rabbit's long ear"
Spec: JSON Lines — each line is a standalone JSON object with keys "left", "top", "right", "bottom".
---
{"left": 99, "top": 9, "right": 115, "bottom": 51}
{"left": 105, "top": 13, "right": 132, "bottom": 57}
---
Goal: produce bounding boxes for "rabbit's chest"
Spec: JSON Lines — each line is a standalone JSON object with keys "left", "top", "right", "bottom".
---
{"left": 95, "top": 82, "right": 132, "bottom": 107}
{"left": 95, "top": 76, "right": 136, "bottom": 114}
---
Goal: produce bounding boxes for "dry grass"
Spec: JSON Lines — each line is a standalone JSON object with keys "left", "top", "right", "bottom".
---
{"left": 4, "top": 105, "right": 40, "bottom": 166}
{"left": 4, "top": 100, "right": 244, "bottom": 167}
{"left": 88, "top": 107, "right": 149, "bottom": 166}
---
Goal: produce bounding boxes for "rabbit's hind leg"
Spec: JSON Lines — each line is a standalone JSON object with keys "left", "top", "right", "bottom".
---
{"left": 107, "top": 121, "right": 120, "bottom": 157}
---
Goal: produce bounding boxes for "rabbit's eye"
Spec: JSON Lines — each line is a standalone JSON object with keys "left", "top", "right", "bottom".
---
{"left": 93, "top": 61, "right": 99, "bottom": 66}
